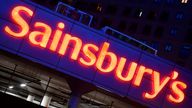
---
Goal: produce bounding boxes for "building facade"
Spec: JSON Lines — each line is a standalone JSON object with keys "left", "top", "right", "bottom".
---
{"left": 0, "top": 0, "right": 192, "bottom": 108}
{"left": 57, "top": 0, "right": 192, "bottom": 71}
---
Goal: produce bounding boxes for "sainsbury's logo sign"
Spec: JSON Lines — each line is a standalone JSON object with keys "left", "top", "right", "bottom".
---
{"left": 4, "top": 6, "right": 187, "bottom": 103}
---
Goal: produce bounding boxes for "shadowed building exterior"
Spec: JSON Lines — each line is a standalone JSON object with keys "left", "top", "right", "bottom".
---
{"left": 57, "top": 0, "right": 192, "bottom": 71}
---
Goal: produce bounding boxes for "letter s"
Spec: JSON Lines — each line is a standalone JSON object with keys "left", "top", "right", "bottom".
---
{"left": 79, "top": 44, "right": 99, "bottom": 66}
{"left": 4, "top": 6, "right": 33, "bottom": 37}
{"left": 167, "top": 81, "right": 187, "bottom": 103}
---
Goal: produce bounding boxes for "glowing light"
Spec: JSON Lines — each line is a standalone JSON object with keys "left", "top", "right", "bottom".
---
{"left": 168, "top": 81, "right": 187, "bottom": 103}
{"left": 79, "top": 44, "right": 99, "bottom": 66}
{"left": 29, "top": 22, "right": 52, "bottom": 48}
{"left": 139, "top": 11, "right": 143, "bottom": 17}
{"left": 116, "top": 58, "right": 137, "bottom": 81}
{"left": 171, "top": 71, "right": 179, "bottom": 80}
{"left": 58, "top": 22, "right": 65, "bottom": 28}
{"left": 181, "top": 0, "right": 188, "bottom": 3}
{"left": 4, "top": 6, "right": 33, "bottom": 37}
{"left": 9, "top": 86, "right": 14, "bottom": 89}
{"left": 144, "top": 71, "right": 171, "bottom": 99}
{"left": 133, "top": 66, "right": 153, "bottom": 86}
{"left": 50, "top": 22, "right": 65, "bottom": 51}
{"left": 59, "top": 34, "right": 82, "bottom": 60}
{"left": 96, "top": 42, "right": 117, "bottom": 73}
{"left": 20, "top": 83, "right": 27, "bottom": 87}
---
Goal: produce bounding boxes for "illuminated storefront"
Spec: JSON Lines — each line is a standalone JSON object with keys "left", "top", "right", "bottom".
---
{"left": 0, "top": 0, "right": 191, "bottom": 108}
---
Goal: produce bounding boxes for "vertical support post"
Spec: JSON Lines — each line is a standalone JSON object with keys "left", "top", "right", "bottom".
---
{"left": 66, "top": 77, "right": 96, "bottom": 108}
{"left": 40, "top": 77, "right": 52, "bottom": 107}
{"left": 68, "top": 92, "right": 81, "bottom": 108}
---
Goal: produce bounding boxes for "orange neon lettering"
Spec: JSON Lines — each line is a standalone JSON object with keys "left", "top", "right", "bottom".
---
{"left": 116, "top": 58, "right": 137, "bottom": 81}
{"left": 133, "top": 66, "right": 153, "bottom": 86}
{"left": 79, "top": 44, "right": 99, "bottom": 66}
{"left": 29, "top": 22, "right": 52, "bottom": 48}
{"left": 58, "top": 34, "right": 82, "bottom": 60}
{"left": 50, "top": 22, "right": 65, "bottom": 51}
{"left": 144, "top": 71, "right": 171, "bottom": 99}
{"left": 4, "top": 6, "right": 33, "bottom": 37}
{"left": 96, "top": 42, "right": 117, "bottom": 73}
{"left": 168, "top": 81, "right": 187, "bottom": 103}
{"left": 5, "top": 6, "right": 189, "bottom": 104}
{"left": 171, "top": 71, "right": 179, "bottom": 80}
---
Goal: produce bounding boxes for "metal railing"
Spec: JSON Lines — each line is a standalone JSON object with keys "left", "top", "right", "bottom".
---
{"left": 55, "top": 2, "right": 93, "bottom": 27}
{"left": 55, "top": 2, "right": 157, "bottom": 55}
{"left": 102, "top": 26, "right": 158, "bottom": 55}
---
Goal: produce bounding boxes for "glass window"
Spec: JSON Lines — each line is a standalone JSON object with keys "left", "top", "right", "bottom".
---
{"left": 176, "top": 13, "right": 184, "bottom": 20}
{"left": 147, "top": 11, "right": 156, "bottom": 20}
{"left": 100, "top": 18, "right": 112, "bottom": 27}
{"left": 151, "top": 42, "right": 159, "bottom": 50}
{"left": 81, "top": 14, "right": 91, "bottom": 25}
{"left": 75, "top": 1, "right": 88, "bottom": 10}
{"left": 170, "top": 28, "right": 177, "bottom": 36}
{"left": 176, "top": 60, "right": 185, "bottom": 67}
{"left": 159, "top": 11, "right": 169, "bottom": 22}
{"left": 142, "top": 25, "right": 152, "bottom": 36}
{"left": 179, "top": 45, "right": 191, "bottom": 59}
{"left": 189, "top": 19, "right": 192, "bottom": 26}
{"left": 165, "top": 43, "right": 173, "bottom": 52}
{"left": 122, "top": 7, "right": 132, "bottom": 17}
{"left": 185, "top": 28, "right": 192, "bottom": 43}
{"left": 167, "top": 0, "right": 174, "bottom": 4}
{"left": 128, "top": 23, "right": 138, "bottom": 33}
{"left": 87, "top": 3, "right": 102, "bottom": 13}
{"left": 154, "top": 0, "right": 161, "bottom": 3}
{"left": 105, "top": 5, "right": 117, "bottom": 15}
{"left": 154, "top": 26, "right": 164, "bottom": 38}
{"left": 118, "top": 20, "right": 127, "bottom": 31}
{"left": 96, "top": 4, "right": 102, "bottom": 12}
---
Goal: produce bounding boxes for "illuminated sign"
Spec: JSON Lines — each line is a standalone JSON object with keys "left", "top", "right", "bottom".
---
{"left": 3, "top": 5, "right": 188, "bottom": 104}
{"left": 181, "top": 0, "right": 188, "bottom": 3}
